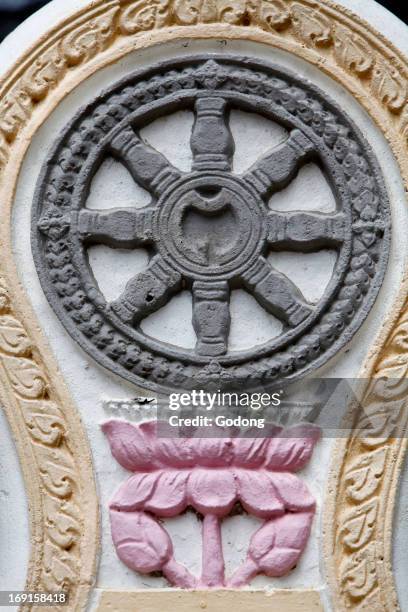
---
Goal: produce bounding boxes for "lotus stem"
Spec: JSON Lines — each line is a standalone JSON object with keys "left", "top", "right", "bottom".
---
{"left": 162, "top": 557, "right": 197, "bottom": 589}
{"left": 227, "top": 557, "right": 258, "bottom": 587}
{"left": 200, "top": 513, "right": 225, "bottom": 587}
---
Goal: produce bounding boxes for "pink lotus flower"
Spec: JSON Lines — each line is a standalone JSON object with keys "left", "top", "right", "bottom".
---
{"left": 229, "top": 511, "right": 314, "bottom": 586}
{"left": 110, "top": 510, "right": 172, "bottom": 573}
{"left": 110, "top": 510, "right": 196, "bottom": 588}
{"left": 102, "top": 420, "right": 320, "bottom": 588}
{"left": 103, "top": 420, "right": 319, "bottom": 518}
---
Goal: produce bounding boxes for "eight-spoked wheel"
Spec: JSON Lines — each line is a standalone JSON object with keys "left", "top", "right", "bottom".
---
{"left": 33, "top": 57, "right": 389, "bottom": 391}
{"left": 77, "top": 94, "right": 345, "bottom": 357}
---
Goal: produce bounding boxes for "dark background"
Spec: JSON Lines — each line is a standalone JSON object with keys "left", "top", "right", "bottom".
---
{"left": 0, "top": 0, "right": 406, "bottom": 41}
{"left": 379, "top": 1, "right": 407, "bottom": 23}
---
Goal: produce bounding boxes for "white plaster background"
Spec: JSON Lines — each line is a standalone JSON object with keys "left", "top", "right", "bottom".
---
{"left": 10, "top": 38, "right": 408, "bottom": 601}
{"left": 0, "top": 408, "right": 30, "bottom": 594}
{"left": 0, "top": 1, "right": 407, "bottom": 610}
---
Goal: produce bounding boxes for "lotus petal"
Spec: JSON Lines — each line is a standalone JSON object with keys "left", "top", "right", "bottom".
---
{"left": 248, "top": 517, "right": 276, "bottom": 561}
{"left": 155, "top": 435, "right": 195, "bottom": 468}
{"left": 248, "top": 511, "right": 313, "bottom": 577}
{"left": 110, "top": 509, "right": 172, "bottom": 573}
{"left": 257, "top": 547, "right": 301, "bottom": 576}
{"left": 102, "top": 420, "right": 157, "bottom": 471}
{"left": 268, "top": 472, "right": 316, "bottom": 511}
{"left": 233, "top": 432, "right": 273, "bottom": 468}
{"left": 145, "top": 470, "right": 189, "bottom": 517}
{"left": 110, "top": 472, "right": 159, "bottom": 511}
{"left": 192, "top": 436, "right": 234, "bottom": 467}
{"left": 188, "top": 469, "right": 237, "bottom": 516}
{"left": 138, "top": 420, "right": 158, "bottom": 440}
{"left": 273, "top": 510, "right": 314, "bottom": 550}
{"left": 236, "top": 469, "right": 285, "bottom": 518}
{"left": 265, "top": 424, "right": 321, "bottom": 472}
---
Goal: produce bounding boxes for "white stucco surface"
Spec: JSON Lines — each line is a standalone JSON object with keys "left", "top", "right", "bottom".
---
{"left": 1, "top": 0, "right": 408, "bottom": 609}
{"left": 9, "top": 35, "right": 408, "bottom": 604}
{"left": 0, "top": 408, "right": 30, "bottom": 608}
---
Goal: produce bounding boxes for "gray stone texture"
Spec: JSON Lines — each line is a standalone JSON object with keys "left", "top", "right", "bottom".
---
{"left": 32, "top": 56, "right": 390, "bottom": 392}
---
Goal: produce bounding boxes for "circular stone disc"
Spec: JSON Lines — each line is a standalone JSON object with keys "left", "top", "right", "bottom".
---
{"left": 32, "top": 55, "right": 391, "bottom": 392}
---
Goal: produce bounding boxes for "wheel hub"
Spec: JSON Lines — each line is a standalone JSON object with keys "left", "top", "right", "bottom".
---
{"left": 156, "top": 173, "right": 265, "bottom": 280}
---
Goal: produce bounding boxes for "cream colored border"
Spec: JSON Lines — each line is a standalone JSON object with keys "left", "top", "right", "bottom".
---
{"left": 1, "top": 1, "right": 407, "bottom": 610}
{"left": 97, "top": 588, "right": 323, "bottom": 611}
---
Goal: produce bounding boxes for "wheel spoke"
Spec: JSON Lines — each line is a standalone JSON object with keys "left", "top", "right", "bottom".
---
{"left": 192, "top": 281, "right": 230, "bottom": 356}
{"left": 78, "top": 208, "right": 154, "bottom": 248}
{"left": 109, "top": 126, "right": 181, "bottom": 196}
{"left": 242, "top": 257, "right": 313, "bottom": 327}
{"left": 267, "top": 211, "right": 345, "bottom": 251}
{"left": 110, "top": 255, "right": 182, "bottom": 325}
{"left": 244, "top": 129, "right": 315, "bottom": 197}
{"left": 191, "top": 97, "right": 234, "bottom": 172}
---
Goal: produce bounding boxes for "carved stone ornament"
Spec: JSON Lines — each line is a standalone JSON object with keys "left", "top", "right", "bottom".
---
{"left": 102, "top": 419, "right": 320, "bottom": 588}
{"left": 0, "top": 0, "right": 407, "bottom": 609}
{"left": 32, "top": 56, "right": 390, "bottom": 392}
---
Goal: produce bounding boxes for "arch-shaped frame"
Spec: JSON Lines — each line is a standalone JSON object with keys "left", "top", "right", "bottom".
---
{"left": 0, "top": 1, "right": 407, "bottom": 610}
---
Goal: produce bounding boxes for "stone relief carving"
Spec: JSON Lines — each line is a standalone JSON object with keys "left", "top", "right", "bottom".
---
{"left": 103, "top": 419, "right": 320, "bottom": 587}
{"left": 2, "top": 0, "right": 408, "bottom": 176}
{"left": 0, "top": 0, "right": 406, "bottom": 608}
{"left": 0, "top": 274, "right": 98, "bottom": 608}
{"left": 32, "top": 57, "right": 390, "bottom": 392}
{"left": 327, "top": 344, "right": 408, "bottom": 610}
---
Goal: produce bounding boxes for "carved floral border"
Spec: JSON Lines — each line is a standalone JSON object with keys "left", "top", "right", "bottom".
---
{"left": 0, "top": 0, "right": 407, "bottom": 610}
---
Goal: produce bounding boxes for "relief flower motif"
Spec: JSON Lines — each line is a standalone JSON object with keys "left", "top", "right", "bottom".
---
{"left": 102, "top": 419, "right": 320, "bottom": 588}
{"left": 37, "top": 209, "right": 71, "bottom": 239}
